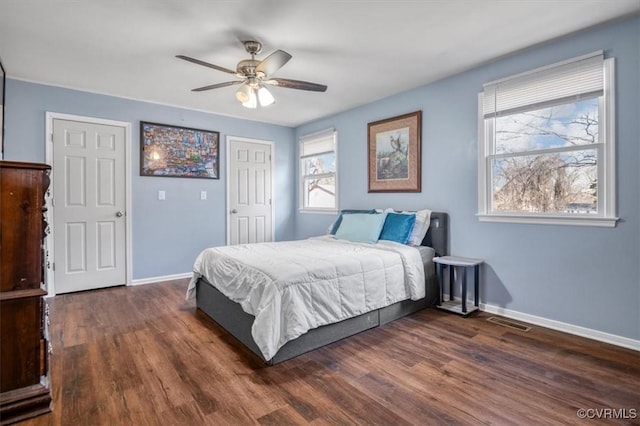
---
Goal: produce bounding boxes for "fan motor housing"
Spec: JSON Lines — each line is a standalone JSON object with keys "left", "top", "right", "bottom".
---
{"left": 237, "top": 59, "right": 262, "bottom": 77}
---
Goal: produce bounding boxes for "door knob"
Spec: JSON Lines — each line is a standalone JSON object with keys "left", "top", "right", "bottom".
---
{"left": 115, "top": 211, "right": 124, "bottom": 217}
{"left": 230, "top": 209, "right": 238, "bottom": 214}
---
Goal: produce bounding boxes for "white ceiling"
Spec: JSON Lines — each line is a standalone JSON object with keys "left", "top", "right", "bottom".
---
{"left": 1, "top": 0, "right": 638, "bottom": 127}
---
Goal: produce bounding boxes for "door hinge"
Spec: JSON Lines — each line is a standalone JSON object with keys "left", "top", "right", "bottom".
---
{"left": 52, "top": 262, "right": 55, "bottom": 271}
{"left": 50, "top": 133, "right": 54, "bottom": 142}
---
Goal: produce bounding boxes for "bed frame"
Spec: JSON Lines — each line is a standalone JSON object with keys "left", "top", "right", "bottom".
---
{"left": 195, "top": 212, "right": 449, "bottom": 364}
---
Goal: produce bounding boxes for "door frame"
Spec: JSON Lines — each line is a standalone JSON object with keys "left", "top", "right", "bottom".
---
{"left": 225, "top": 135, "right": 275, "bottom": 245}
{"left": 45, "top": 112, "right": 133, "bottom": 296}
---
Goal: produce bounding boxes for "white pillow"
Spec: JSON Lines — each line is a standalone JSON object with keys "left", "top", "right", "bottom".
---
{"left": 406, "top": 209, "right": 432, "bottom": 246}
{"left": 334, "top": 213, "right": 387, "bottom": 244}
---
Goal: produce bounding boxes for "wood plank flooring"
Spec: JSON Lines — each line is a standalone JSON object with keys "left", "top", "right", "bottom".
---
{"left": 18, "top": 279, "right": 639, "bottom": 425}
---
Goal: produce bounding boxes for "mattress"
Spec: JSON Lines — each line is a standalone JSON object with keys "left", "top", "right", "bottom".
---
{"left": 415, "top": 245, "right": 436, "bottom": 266}
{"left": 187, "top": 236, "right": 430, "bottom": 360}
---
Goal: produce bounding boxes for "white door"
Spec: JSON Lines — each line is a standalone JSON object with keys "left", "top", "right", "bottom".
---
{"left": 52, "top": 118, "right": 127, "bottom": 293}
{"left": 227, "top": 137, "right": 274, "bottom": 245}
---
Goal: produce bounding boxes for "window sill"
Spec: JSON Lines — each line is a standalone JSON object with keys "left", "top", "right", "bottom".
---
{"left": 299, "top": 209, "right": 338, "bottom": 215}
{"left": 477, "top": 213, "right": 618, "bottom": 227}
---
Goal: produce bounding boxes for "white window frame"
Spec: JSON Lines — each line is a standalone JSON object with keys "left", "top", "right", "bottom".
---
{"left": 477, "top": 54, "right": 617, "bottom": 227}
{"left": 299, "top": 128, "right": 338, "bottom": 214}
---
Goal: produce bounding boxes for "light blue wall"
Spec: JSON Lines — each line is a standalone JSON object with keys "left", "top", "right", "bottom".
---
{"left": 3, "top": 80, "right": 296, "bottom": 279}
{"left": 295, "top": 16, "right": 640, "bottom": 341}
{"left": 4, "top": 16, "right": 638, "bottom": 341}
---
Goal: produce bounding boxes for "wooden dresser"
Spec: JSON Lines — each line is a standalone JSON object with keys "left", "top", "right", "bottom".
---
{"left": 0, "top": 161, "right": 52, "bottom": 424}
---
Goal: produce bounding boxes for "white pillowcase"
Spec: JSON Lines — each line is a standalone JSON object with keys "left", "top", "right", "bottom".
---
{"left": 406, "top": 209, "right": 432, "bottom": 246}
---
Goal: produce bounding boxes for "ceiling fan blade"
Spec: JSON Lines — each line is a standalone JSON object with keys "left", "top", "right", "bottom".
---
{"left": 192, "top": 80, "right": 243, "bottom": 92}
{"left": 256, "top": 50, "right": 292, "bottom": 77}
{"left": 176, "top": 55, "right": 237, "bottom": 75}
{"left": 265, "top": 78, "right": 327, "bottom": 92}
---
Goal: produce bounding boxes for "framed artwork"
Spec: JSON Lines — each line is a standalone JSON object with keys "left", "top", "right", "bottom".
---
{"left": 140, "top": 121, "right": 219, "bottom": 178}
{"left": 368, "top": 110, "right": 422, "bottom": 192}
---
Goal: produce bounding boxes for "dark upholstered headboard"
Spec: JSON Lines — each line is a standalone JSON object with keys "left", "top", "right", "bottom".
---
{"left": 421, "top": 212, "right": 448, "bottom": 257}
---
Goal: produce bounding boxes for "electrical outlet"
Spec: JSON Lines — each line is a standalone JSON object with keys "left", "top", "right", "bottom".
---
{"left": 200, "top": 190, "right": 207, "bottom": 200}
{"left": 158, "top": 190, "right": 166, "bottom": 200}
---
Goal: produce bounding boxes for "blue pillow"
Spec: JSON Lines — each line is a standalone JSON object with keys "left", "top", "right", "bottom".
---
{"left": 334, "top": 213, "right": 386, "bottom": 243}
{"left": 379, "top": 213, "right": 416, "bottom": 244}
{"left": 329, "top": 209, "right": 377, "bottom": 235}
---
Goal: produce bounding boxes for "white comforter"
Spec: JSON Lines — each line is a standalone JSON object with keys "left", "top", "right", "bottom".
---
{"left": 186, "top": 236, "right": 425, "bottom": 361}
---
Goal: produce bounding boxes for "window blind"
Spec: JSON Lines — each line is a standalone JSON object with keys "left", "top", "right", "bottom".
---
{"left": 483, "top": 51, "right": 604, "bottom": 118}
{"left": 300, "top": 128, "right": 335, "bottom": 158}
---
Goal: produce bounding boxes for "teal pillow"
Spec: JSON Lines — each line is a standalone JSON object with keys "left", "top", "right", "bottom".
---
{"left": 334, "top": 213, "right": 386, "bottom": 243}
{"left": 379, "top": 213, "right": 416, "bottom": 244}
{"left": 329, "top": 209, "right": 377, "bottom": 234}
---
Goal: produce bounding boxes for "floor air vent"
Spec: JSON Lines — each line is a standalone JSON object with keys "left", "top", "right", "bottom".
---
{"left": 487, "top": 316, "right": 531, "bottom": 332}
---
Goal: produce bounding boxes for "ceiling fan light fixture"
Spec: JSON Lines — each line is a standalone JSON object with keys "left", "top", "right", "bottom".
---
{"left": 235, "top": 83, "right": 252, "bottom": 104}
{"left": 178, "top": 41, "right": 326, "bottom": 109}
{"left": 257, "top": 85, "right": 275, "bottom": 107}
{"left": 241, "top": 88, "right": 258, "bottom": 108}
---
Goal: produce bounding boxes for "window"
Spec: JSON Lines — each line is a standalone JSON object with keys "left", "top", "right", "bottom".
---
{"left": 478, "top": 52, "right": 617, "bottom": 227}
{"left": 299, "top": 129, "right": 337, "bottom": 212}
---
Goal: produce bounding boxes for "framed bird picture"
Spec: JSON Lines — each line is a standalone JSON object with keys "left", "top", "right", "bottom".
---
{"left": 367, "top": 111, "right": 422, "bottom": 192}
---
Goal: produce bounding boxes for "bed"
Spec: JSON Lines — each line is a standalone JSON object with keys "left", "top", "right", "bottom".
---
{"left": 188, "top": 211, "right": 448, "bottom": 364}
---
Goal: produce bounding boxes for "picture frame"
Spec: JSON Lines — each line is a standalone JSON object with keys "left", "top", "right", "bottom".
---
{"left": 140, "top": 121, "right": 219, "bottom": 179}
{"left": 368, "top": 110, "right": 422, "bottom": 192}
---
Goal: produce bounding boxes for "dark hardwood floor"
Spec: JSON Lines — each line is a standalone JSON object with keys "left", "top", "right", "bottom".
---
{"left": 17, "top": 279, "right": 639, "bottom": 425}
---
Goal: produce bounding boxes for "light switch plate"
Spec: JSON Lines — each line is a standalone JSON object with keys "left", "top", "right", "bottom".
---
{"left": 158, "top": 190, "right": 166, "bottom": 200}
{"left": 200, "top": 190, "right": 207, "bottom": 200}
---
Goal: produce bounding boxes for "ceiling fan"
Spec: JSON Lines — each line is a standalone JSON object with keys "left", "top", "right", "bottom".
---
{"left": 177, "top": 41, "right": 327, "bottom": 108}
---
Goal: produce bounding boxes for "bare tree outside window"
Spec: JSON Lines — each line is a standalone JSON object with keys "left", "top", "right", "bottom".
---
{"left": 303, "top": 153, "right": 336, "bottom": 209}
{"left": 490, "top": 98, "right": 599, "bottom": 214}
{"left": 479, "top": 54, "right": 616, "bottom": 226}
{"left": 299, "top": 130, "right": 337, "bottom": 211}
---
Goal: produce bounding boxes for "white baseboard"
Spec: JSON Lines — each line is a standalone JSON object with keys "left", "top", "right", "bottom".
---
{"left": 480, "top": 302, "right": 640, "bottom": 352}
{"left": 131, "top": 272, "right": 192, "bottom": 286}
{"left": 439, "top": 293, "right": 639, "bottom": 351}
